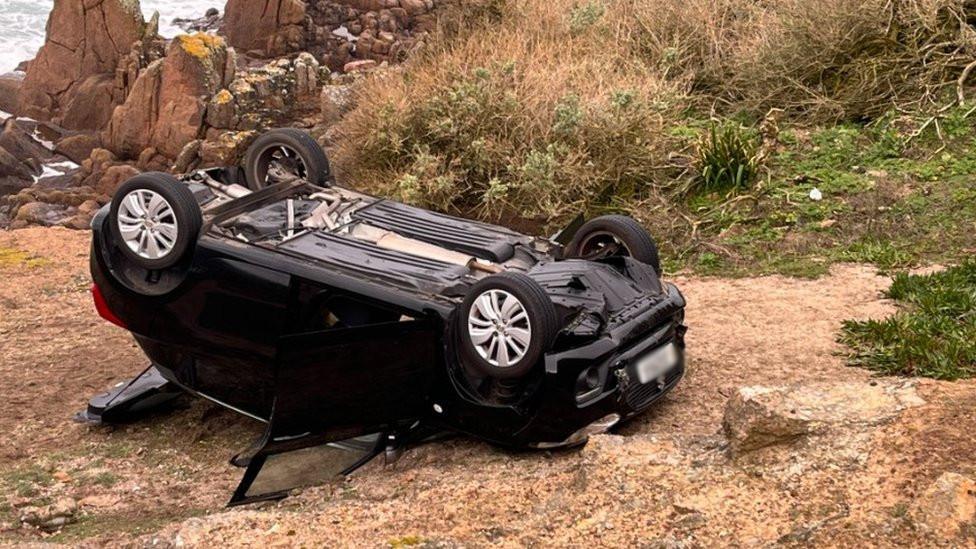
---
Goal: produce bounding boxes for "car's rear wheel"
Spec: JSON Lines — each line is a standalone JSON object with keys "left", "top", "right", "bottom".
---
{"left": 109, "top": 172, "right": 202, "bottom": 270}
{"left": 565, "top": 215, "right": 662, "bottom": 275}
{"left": 457, "top": 273, "right": 558, "bottom": 379}
{"left": 243, "top": 128, "right": 331, "bottom": 190}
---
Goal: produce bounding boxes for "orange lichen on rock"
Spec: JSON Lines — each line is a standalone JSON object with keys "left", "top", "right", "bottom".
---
{"left": 214, "top": 89, "right": 233, "bottom": 105}
{"left": 176, "top": 33, "right": 225, "bottom": 60}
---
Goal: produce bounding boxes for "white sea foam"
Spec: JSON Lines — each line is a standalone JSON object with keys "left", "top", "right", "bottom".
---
{"left": 0, "top": 0, "right": 222, "bottom": 74}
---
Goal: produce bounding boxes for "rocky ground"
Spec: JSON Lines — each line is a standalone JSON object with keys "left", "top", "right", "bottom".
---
{"left": 1, "top": 228, "right": 974, "bottom": 547}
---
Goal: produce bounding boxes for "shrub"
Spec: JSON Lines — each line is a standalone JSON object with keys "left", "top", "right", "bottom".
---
{"left": 694, "top": 122, "right": 762, "bottom": 195}
{"left": 333, "top": 0, "right": 976, "bottom": 225}
{"left": 628, "top": 0, "right": 976, "bottom": 120}
{"left": 334, "top": 0, "right": 685, "bottom": 221}
{"left": 840, "top": 261, "right": 976, "bottom": 380}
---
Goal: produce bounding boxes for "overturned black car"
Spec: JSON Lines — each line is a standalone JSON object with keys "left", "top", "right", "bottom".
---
{"left": 84, "top": 129, "right": 687, "bottom": 504}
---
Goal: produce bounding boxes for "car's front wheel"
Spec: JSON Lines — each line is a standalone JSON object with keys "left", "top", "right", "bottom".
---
{"left": 456, "top": 273, "right": 558, "bottom": 379}
{"left": 108, "top": 172, "right": 202, "bottom": 270}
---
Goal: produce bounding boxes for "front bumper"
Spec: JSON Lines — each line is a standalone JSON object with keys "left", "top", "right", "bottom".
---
{"left": 514, "top": 318, "right": 686, "bottom": 447}
{"left": 437, "top": 284, "right": 686, "bottom": 448}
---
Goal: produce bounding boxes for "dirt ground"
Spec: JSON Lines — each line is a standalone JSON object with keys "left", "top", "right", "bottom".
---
{"left": 1, "top": 227, "right": 974, "bottom": 547}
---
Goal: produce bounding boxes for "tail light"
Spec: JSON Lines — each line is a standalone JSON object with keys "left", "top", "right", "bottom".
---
{"left": 91, "top": 284, "right": 127, "bottom": 329}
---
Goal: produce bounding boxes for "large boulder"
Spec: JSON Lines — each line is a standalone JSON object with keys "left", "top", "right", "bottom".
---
{"left": 95, "top": 164, "right": 140, "bottom": 196}
{"left": 199, "top": 130, "right": 256, "bottom": 167}
{"left": 18, "top": 0, "right": 147, "bottom": 130}
{"left": 0, "top": 147, "right": 35, "bottom": 197}
{"left": 55, "top": 134, "right": 102, "bottom": 164}
{"left": 723, "top": 381, "right": 926, "bottom": 456}
{"left": 59, "top": 74, "right": 118, "bottom": 131}
{"left": 105, "top": 34, "right": 236, "bottom": 160}
{"left": 0, "top": 119, "right": 52, "bottom": 165}
{"left": 0, "top": 119, "right": 49, "bottom": 197}
{"left": 223, "top": 0, "right": 307, "bottom": 56}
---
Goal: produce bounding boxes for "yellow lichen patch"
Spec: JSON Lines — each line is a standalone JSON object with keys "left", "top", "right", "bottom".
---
{"left": 388, "top": 535, "right": 424, "bottom": 548}
{"left": 176, "top": 33, "right": 225, "bottom": 60}
{"left": 214, "top": 89, "right": 233, "bottom": 105}
{"left": 0, "top": 247, "right": 50, "bottom": 269}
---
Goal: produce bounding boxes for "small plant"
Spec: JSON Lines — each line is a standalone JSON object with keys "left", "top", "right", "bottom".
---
{"left": 694, "top": 122, "right": 762, "bottom": 195}
{"left": 481, "top": 177, "right": 511, "bottom": 214}
{"left": 569, "top": 1, "right": 605, "bottom": 34}
{"left": 89, "top": 471, "right": 120, "bottom": 488}
{"left": 553, "top": 93, "right": 583, "bottom": 137}
{"left": 840, "top": 261, "right": 976, "bottom": 380}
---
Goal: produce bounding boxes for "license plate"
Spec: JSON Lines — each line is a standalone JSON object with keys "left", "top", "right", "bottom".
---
{"left": 635, "top": 343, "right": 679, "bottom": 384}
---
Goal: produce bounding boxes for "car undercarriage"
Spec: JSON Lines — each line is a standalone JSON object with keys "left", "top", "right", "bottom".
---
{"left": 83, "top": 129, "right": 687, "bottom": 505}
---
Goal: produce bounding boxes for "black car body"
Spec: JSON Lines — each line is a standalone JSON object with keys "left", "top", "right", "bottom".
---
{"left": 85, "top": 131, "right": 686, "bottom": 504}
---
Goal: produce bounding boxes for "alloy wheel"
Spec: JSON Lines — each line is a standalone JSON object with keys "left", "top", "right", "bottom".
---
{"left": 116, "top": 189, "right": 179, "bottom": 260}
{"left": 467, "top": 289, "right": 533, "bottom": 368}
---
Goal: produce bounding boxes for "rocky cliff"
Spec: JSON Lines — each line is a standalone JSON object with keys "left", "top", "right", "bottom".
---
{"left": 0, "top": 0, "right": 443, "bottom": 230}
{"left": 18, "top": 0, "right": 149, "bottom": 131}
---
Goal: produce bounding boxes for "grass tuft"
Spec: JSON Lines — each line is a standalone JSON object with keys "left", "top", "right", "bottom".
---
{"left": 694, "top": 122, "right": 762, "bottom": 195}
{"left": 840, "top": 261, "right": 976, "bottom": 380}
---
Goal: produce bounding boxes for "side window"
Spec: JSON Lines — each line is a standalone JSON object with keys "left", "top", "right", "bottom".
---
{"left": 292, "top": 280, "right": 408, "bottom": 333}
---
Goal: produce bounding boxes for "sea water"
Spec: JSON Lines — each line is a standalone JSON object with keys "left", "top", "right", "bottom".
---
{"left": 0, "top": 0, "right": 222, "bottom": 74}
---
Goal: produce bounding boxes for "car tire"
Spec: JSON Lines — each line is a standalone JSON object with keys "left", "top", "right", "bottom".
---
{"left": 457, "top": 273, "right": 558, "bottom": 379}
{"left": 109, "top": 172, "right": 202, "bottom": 271}
{"left": 243, "top": 128, "right": 331, "bottom": 190}
{"left": 565, "top": 215, "right": 662, "bottom": 275}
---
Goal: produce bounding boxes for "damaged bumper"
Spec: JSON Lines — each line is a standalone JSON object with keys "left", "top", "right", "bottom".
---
{"left": 435, "top": 284, "right": 687, "bottom": 449}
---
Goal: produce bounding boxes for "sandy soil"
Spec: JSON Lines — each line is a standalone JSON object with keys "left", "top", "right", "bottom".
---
{"left": 0, "top": 227, "right": 973, "bottom": 547}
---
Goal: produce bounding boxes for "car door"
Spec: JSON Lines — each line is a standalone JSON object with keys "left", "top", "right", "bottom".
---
{"left": 227, "top": 282, "right": 444, "bottom": 505}
{"left": 270, "top": 279, "right": 444, "bottom": 443}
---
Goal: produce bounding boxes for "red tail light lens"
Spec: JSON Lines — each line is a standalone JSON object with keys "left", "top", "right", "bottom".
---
{"left": 91, "top": 284, "right": 127, "bottom": 329}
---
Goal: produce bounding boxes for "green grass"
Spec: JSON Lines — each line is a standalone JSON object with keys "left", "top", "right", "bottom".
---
{"left": 86, "top": 471, "right": 120, "bottom": 488}
{"left": 659, "top": 107, "right": 976, "bottom": 278}
{"left": 44, "top": 509, "right": 209, "bottom": 544}
{"left": 3, "top": 465, "right": 54, "bottom": 498}
{"left": 840, "top": 261, "right": 976, "bottom": 380}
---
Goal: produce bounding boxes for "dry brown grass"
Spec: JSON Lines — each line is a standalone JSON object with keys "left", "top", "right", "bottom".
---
{"left": 335, "top": 0, "right": 687, "bottom": 223}
{"left": 332, "top": 0, "right": 976, "bottom": 223}
{"left": 634, "top": 0, "right": 976, "bottom": 119}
